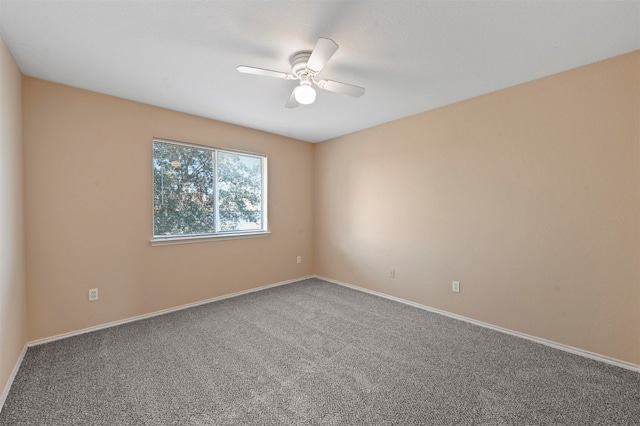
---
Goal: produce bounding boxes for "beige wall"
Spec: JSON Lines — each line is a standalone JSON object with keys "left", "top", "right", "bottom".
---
{"left": 23, "top": 78, "right": 314, "bottom": 341}
{"left": 14, "top": 48, "right": 640, "bottom": 367}
{"left": 0, "top": 35, "right": 27, "bottom": 395}
{"left": 314, "top": 52, "right": 640, "bottom": 365}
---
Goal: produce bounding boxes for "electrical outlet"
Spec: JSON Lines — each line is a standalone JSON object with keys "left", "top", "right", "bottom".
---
{"left": 452, "top": 281, "right": 460, "bottom": 293}
{"left": 297, "top": 256, "right": 302, "bottom": 264}
{"left": 389, "top": 269, "right": 396, "bottom": 279}
{"left": 88, "top": 288, "right": 99, "bottom": 301}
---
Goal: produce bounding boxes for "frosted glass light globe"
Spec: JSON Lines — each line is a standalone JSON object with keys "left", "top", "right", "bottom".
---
{"left": 294, "top": 84, "right": 316, "bottom": 105}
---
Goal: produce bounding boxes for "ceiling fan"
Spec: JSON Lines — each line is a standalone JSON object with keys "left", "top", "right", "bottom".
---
{"left": 237, "top": 38, "right": 365, "bottom": 108}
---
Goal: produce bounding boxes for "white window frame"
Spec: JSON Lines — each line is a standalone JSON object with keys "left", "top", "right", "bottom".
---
{"left": 150, "top": 138, "right": 269, "bottom": 246}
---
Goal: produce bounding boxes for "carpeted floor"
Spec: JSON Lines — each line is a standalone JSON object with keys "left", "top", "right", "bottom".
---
{"left": 1, "top": 278, "right": 638, "bottom": 425}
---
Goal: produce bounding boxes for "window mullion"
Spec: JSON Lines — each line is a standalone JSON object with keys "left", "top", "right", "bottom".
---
{"left": 213, "top": 150, "right": 220, "bottom": 234}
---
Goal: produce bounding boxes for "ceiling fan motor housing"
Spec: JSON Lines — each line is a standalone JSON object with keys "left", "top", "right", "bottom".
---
{"left": 290, "top": 52, "right": 313, "bottom": 78}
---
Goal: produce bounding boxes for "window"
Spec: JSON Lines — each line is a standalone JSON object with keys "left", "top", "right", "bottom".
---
{"left": 152, "top": 139, "right": 267, "bottom": 243}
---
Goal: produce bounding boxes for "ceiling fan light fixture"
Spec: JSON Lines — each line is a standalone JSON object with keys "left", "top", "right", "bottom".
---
{"left": 237, "top": 38, "right": 364, "bottom": 108}
{"left": 294, "top": 83, "right": 316, "bottom": 105}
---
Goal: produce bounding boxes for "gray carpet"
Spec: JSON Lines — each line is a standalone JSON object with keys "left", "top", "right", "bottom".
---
{"left": 1, "top": 278, "right": 638, "bottom": 425}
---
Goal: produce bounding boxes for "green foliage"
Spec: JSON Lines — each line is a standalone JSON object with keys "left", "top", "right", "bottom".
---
{"left": 153, "top": 142, "right": 263, "bottom": 236}
{"left": 217, "top": 152, "right": 262, "bottom": 231}
{"left": 153, "top": 143, "right": 214, "bottom": 235}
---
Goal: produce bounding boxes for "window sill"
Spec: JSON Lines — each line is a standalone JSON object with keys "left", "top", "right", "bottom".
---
{"left": 150, "top": 231, "right": 271, "bottom": 246}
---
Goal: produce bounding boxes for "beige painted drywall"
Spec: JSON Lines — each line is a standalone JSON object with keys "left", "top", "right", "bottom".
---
{"left": 314, "top": 51, "right": 640, "bottom": 365}
{"left": 23, "top": 78, "right": 314, "bottom": 341}
{"left": 0, "top": 35, "right": 27, "bottom": 395}
{"left": 16, "top": 48, "right": 640, "bottom": 368}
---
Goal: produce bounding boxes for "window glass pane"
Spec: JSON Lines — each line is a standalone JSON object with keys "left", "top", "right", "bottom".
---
{"left": 217, "top": 151, "right": 263, "bottom": 232}
{"left": 153, "top": 142, "right": 215, "bottom": 236}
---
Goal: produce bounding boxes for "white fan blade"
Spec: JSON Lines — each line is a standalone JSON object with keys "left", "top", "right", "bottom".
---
{"left": 306, "top": 38, "right": 339, "bottom": 73}
{"left": 285, "top": 89, "right": 299, "bottom": 108}
{"left": 316, "top": 79, "right": 365, "bottom": 98}
{"left": 237, "top": 66, "right": 295, "bottom": 80}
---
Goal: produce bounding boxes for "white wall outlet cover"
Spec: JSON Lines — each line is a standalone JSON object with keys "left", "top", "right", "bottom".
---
{"left": 89, "top": 288, "right": 99, "bottom": 301}
{"left": 452, "top": 281, "right": 460, "bottom": 293}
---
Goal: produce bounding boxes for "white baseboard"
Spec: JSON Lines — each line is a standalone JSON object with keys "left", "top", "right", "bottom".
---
{"left": 29, "top": 275, "right": 314, "bottom": 347}
{"left": 0, "top": 343, "right": 27, "bottom": 413}
{"left": 316, "top": 275, "right": 640, "bottom": 374}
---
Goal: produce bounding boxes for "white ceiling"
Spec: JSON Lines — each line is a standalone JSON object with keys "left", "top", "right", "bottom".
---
{"left": 1, "top": 1, "right": 638, "bottom": 143}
